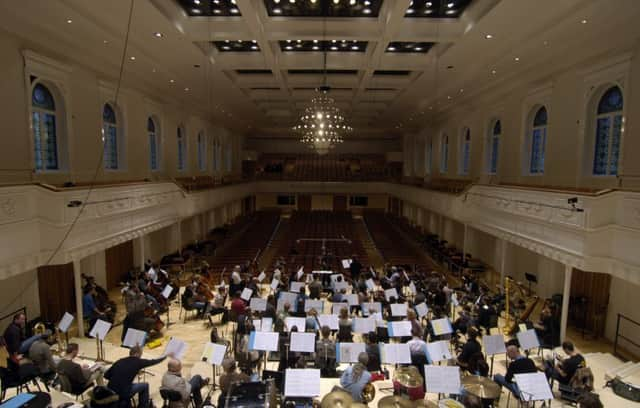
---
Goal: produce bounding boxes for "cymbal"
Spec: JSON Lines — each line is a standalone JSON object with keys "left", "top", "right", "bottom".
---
{"left": 321, "top": 390, "right": 354, "bottom": 408}
{"left": 393, "top": 366, "right": 423, "bottom": 388}
{"left": 377, "top": 395, "right": 417, "bottom": 408}
{"left": 415, "top": 401, "right": 438, "bottom": 408}
{"left": 350, "top": 404, "right": 368, "bottom": 408}
{"left": 461, "top": 375, "right": 501, "bottom": 399}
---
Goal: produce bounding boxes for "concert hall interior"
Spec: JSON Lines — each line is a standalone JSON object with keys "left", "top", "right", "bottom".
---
{"left": 1, "top": 0, "right": 640, "bottom": 407}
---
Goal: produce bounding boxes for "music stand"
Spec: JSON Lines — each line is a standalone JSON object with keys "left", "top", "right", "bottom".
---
{"left": 524, "top": 273, "right": 537, "bottom": 293}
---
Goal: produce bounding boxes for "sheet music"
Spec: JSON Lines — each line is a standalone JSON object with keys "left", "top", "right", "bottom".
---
{"left": 161, "top": 285, "right": 173, "bottom": 299}
{"left": 483, "top": 334, "right": 507, "bottom": 356}
{"left": 426, "top": 340, "right": 452, "bottom": 362}
{"left": 409, "top": 282, "right": 417, "bottom": 295}
{"left": 260, "top": 317, "right": 273, "bottom": 332}
{"left": 336, "top": 342, "right": 366, "bottom": 363}
{"left": 89, "top": 319, "right": 111, "bottom": 341}
{"left": 284, "top": 369, "right": 320, "bottom": 397}
{"left": 290, "top": 282, "right": 305, "bottom": 293}
{"left": 384, "top": 288, "right": 399, "bottom": 301}
{"left": 330, "top": 274, "right": 343, "bottom": 283}
{"left": 451, "top": 292, "right": 459, "bottom": 307}
{"left": 387, "top": 321, "right": 412, "bottom": 337}
{"left": 514, "top": 372, "right": 554, "bottom": 401}
{"left": 201, "top": 342, "right": 226, "bottom": 366}
{"left": 270, "top": 279, "right": 279, "bottom": 290}
{"left": 381, "top": 343, "right": 411, "bottom": 364}
{"left": 343, "top": 294, "right": 359, "bottom": 306}
{"left": 277, "top": 291, "right": 299, "bottom": 311}
{"left": 489, "top": 327, "right": 501, "bottom": 336}
{"left": 390, "top": 303, "right": 408, "bottom": 317}
{"left": 304, "top": 299, "right": 324, "bottom": 313}
{"left": 352, "top": 317, "right": 376, "bottom": 334}
{"left": 317, "top": 314, "right": 339, "bottom": 330}
{"left": 517, "top": 329, "right": 540, "bottom": 351}
{"left": 249, "top": 297, "right": 267, "bottom": 312}
{"left": 430, "top": 318, "right": 453, "bottom": 335}
{"left": 415, "top": 302, "right": 429, "bottom": 318}
{"left": 424, "top": 366, "right": 461, "bottom": 395}
{"left": 252, "top": 319, "right": 262, "bottom": 332}
{"left": 122, "top": 328, "right": 147, "bottom": 348}
{"left": 311, "top": 270, "right": 333, "bottom": 274}
{"left": 365, "top": 279, "right": 375, "bottom": 291}
{"left": 240, "top": 287, "right": 253, "bottom": 301}
{"left": 285, "top": 316, "right": 306, "bottom": 332}
{"left": 164, "top": 337, "right": 188, "bottom": 360}
{"left": 361, "top": 302, "right": 382, "bottom": 316}
{"left": 257, "top": 271, "right": 266, "bottom": 282}
{"left": 290, "top": 332, "right": 316, "bottom": 353}
{"left": 58, "top": 312, "right": 74, "bottom": 333}
{"left": 332, "top": 303, "right": 350, "bottom": 315}
{"left": 249, "top": 331, "right": 279, "bottom": 351}
{"left": 341, "top": 259, "right": 352, "bottom": 269}
{"left": 333, "top": 282, "right": 348, "bottom": 292}
{"left": 297, "top": 267, "right": 304, "bottom": 280}
{"left": 519, "top": 323, "right": 528, "bottom": 333}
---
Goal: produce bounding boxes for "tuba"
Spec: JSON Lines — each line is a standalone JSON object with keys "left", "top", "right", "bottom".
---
{"left": 361, "top": 382, "right": 376, "bottom": 404}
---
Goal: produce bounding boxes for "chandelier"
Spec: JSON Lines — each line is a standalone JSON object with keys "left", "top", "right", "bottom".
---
{"left": 294, "top": 86, "right": 352, "bottom": 155}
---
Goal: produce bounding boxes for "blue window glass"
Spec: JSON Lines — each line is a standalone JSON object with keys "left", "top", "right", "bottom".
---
{"left": 529, "top": 107, "right": 547, "bottom": 174}
{"left": 460, "top": 128, "right": 471, "bottom": 175}
{"left": 177, "top": 127, "right": 185, "bottom": 171}
{"left": 593, "top": 86, "right": 623, "bottom": 176}
{"left": 225, "top": 144, "right": 232, "bottom": 172}
{"left": 440, "top": 134, "right": 448, "bottom": 173}
{"left": 148, "top": 118, "right": 158, "bottom": 171}
{"left": 32, "top": 84, "right": 58, "bottom": 170}
{"left": 425, "top": 140, "right": 432, "bottom": 174}
{"left": 488, "top": 120, "right": 501, "bottom": 174}
{"left": 102, "top": 104, "right": 118, "bottom": 169}
{"left": 197, "top": 132, "right": 205, "bottom": 171}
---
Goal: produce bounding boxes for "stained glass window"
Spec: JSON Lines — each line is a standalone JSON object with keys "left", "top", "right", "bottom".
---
{"left": 529, "top": 107, "right": 547, "bottom": 174}
{"left": 460, "top": 128, "right": 471, "bottom": 175}
{"left": 488, "top": 120, "right": 501, "bottom": 174}
{"left": 177, "top": 126, "right": 186, "bottom": 171}
{"left": 440, "top": 133, "right": 448, "bottom": 173}
{"left": 593, "top": 86, "right": 623, "bottom": 176}
{"left": 102, "top": 103, "right": 118, "bottom": 170}
{"left": 197, "top": 131, "right": 206, "bottom": 171}
{"left": 32, "top": 84, "right": 58, "bottom": 170}
{"left": 148, "top": 117, "right": 159, "bottom": 171}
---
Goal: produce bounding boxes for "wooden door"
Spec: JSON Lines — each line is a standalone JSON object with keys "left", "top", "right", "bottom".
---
{"left": 569, "top": 269, "right": 611, "bottom": 337}
{"left": 37, "top": 263, "right": 75, "bottom": 323}
{"left": 105, "top": 241, "right": 134, "bottom": 290}
{"left": 297, "top": 194, "right": 311, "bottom": 211}
{"left": 333, "top": 195, "right": 347, "bottom": 212}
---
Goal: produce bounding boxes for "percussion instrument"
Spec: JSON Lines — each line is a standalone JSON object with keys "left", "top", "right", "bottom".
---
{"left": 437, "top": 399, "right": 464, "bottom": 408}
{"left": 461, "top": 375, "right": 501, "bottom": 400}
{"left": 320, "top": 390, "right": 353, "bottom": 408}
{"left": 362, "top": 382, "right": 376, "bottom": 404}
{"left": 377, "top": 395, "right": 417, "bottom": 408}
{"left": 415, "top": 401, "right": 438, "bottom": 408}
{"left": 392, "top": 366, "right": 425, "bottom": 400}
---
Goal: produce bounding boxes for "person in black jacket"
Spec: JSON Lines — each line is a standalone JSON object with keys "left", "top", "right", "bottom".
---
{"left": 104, "top": 345, "right": 170, "bottom": 408}
{"left": 457, "top": 327, "right": 482, "bottom": 369}
{"left": 493, "top": 345, "right": 537, "bottom": 398}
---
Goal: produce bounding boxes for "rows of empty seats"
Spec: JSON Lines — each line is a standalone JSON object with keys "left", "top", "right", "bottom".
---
{"left": 272, "top": 211, "right": 369, "bottom": 274}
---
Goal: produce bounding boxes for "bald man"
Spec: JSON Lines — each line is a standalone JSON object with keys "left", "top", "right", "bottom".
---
{"left": 493, "top": 345, "right": 537, "bottom": 398}
{"left": 160, "top": 359, "right": 208, "bottom": 408}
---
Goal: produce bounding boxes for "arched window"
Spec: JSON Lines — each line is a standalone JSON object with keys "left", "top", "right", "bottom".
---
{"left": 214, "top": 139, "right": 222, "bottom": 172}
{"left": 32, "top": 83, "right": 58, "bottom": 170}
{"left": 148, "top": 117, "right": 159, "bottom": 171}
{"left": 459, "top": 128, "right": 471, "bottom": 175}
{"left": 440, "top": 133, "right": 449, "bottom": 173}
{"left": 225, "top": 143, "right": 232, "bottom": 172}
{"left": 487, "top": 120, "right": 501, "bottom": 174}
{"left": 197, "top": 131, "right": 206, "bottom": 171}
{"left": 177, "top": 126, "right": 186, "bottom": 171}
{"left": 425, "top": 138, "right": 432, "bottom": 175}
{"left": 529, "top": 106, "right": 547, "bottom": 174}
{"left": 102, "top": 103, "right": 119, "bottom": 169}
{"left": 593, "top": 86, "right": 623, "bottom": 176}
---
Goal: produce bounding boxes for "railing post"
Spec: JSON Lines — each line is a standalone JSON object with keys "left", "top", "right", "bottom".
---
{"left": 614, "top": 313, "right": 621, "bottom": 357}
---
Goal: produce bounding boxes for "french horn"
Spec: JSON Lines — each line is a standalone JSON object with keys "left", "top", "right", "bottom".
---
{"left": 361, "top": 382, "right": 376, "bottom": 404}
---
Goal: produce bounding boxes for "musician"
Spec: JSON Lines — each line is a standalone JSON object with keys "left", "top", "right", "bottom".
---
{"left": 219, "top": 358, "right": 249, "bottom": 400}
{"left": 364, "top": 332, "right": 381, "bottom": 373}
{"left": 337, "top": 307, "right": 352, "bottom": 342}
{"left": 315, "top": 326, "right": 336, "bottom": 376}
{"left": 83, "top": 286, "right": 106, "bottom": 329}
{"left": 534, "top": 301, "right": 560, "bottom": 347}
{"left": 209, "top": 286, "right": 227, "bottom": 322}
{"left": 340, "top": 352, "right": 372, "bottom": 402}
{"left": 309, "top": 275, "right": 323, "bottom": 300}
{"left": 27, "top": 331, "right": 56, "bottom": 379}
{"left": 306, "top": 308, "right": 319, "bottom": 332}
{"left": 457, "top": 327, "right": 482, "bottom": 369}
{"left": 493, "top": 345, "right": 537, "bottom": 398}
{"left": 406, "top": 310, "right": 423, "bottom": 337}
{"left": 3, "top": 313, "right": 25, "bottom": 358}
{"left": 161, "top": 358, "right": 209, "bottom": 408}
{"left": 105, "top": 345, "right": 169, "bottom": 408}
{"left": 230, "top": 291, "right": 248, "bottom": 317}
{"left": 544, "top": 341, "right": 585, "bottom": 385}
{"left": 349, "top": 256, "right": 362, "bottom": 281}
{"left": 229, "top": 265, "right": 243, "bottom": 297}
{"left": 57, "top": 343, "right": 106, "bottom": 393}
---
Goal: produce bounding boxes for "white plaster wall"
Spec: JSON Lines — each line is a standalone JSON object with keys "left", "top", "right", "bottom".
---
{"left": 0, "top": 269, "right": 40, "bottom": 331}
{"left": 80, "top": 250, "right": 106, "bottom": 289}
{"left": 605, "top": 277, "right": 640, "bottom": 351}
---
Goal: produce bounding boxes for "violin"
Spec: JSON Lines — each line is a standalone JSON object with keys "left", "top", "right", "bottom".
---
{"left": 196, "top": 277, "right": 214, "bottom": 301}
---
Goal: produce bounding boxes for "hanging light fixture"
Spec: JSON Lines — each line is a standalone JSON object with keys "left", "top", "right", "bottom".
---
{"left": 293, "top": 1, "right": 352, "bottom": 155}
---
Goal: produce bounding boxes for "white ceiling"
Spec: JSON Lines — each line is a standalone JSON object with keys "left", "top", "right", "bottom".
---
{"left": 1, "top": 0, "right": 640, "bottom": 139}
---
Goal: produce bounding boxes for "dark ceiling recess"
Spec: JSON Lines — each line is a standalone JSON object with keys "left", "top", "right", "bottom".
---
{"left": 236, "top": 69, "right": 273, "bottom": 75}
{"left": 279, "top": 40, "right": 368, "bottom": 52}
{"left": 213, "top": 40, "right": 260, "bottom": 52}
{"left": 404, "top": 0, "right": 473, "bottom": 18}
{"left": 264, "top": 0, "right": 383, "bottom": 17}
{"left": 373, "top": 70, "right": 411, "bottom": 76}
{"left": 386, "top": 42, "right": 435, "bottom": 53}
{"left": 176, "top": 0, "right": 242, "bottom": 16}
{"left": 288, "top": 69, "right": 358, "bottom": 75}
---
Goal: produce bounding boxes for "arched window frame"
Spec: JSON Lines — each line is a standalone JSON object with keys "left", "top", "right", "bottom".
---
{"left": 591, "top": 86, "right": 624, "bottom": 176}
{"left": 102, "top": 102, "right": 123, "bottom": 170}
{"left": 214, "top": 138, "right": 223, "bottom": 173}
{"left": 459, "top": 127, "right": 471, "bottom": 175}
{"left": 31, "top": 83, "right": 59, "bottom": 171}
{"left": 197, "top": 130, "right": 207, "bottom": 171}
{"left": 440, "top": 133, "right": 449, "bottom": 174}
{"left": 528, "top": 106, "right": 548, "bottom": 175}
{"left": 177, "top": 125, "right": 187, "bottom": 171}
{"left": 148, "top": 116, "right": 161, "bottom": 172}
{"left": 486, "top": 119, "right": 501, "bottom": 175}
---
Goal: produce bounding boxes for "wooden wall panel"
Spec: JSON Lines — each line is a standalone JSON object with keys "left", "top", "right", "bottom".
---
{"left": 570, "top": 269, "right": 611, "bottom": 338}
{"left": 297, "top": 195, "right": 311, "bottom": 211}
{"left": 105, "top": 241, "right": 134, "bottom": 290}
{"left": 37, "top": 263, "right": 75, "bottom": 324}
{"left": 333, "top": 195, "right": 347, "bottom": 212}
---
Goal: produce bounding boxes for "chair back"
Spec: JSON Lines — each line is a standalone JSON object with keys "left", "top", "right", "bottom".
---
{"left": 58, "top": 373, "right": 73, "bottom": 393}
{"left": 160, "top": 388, "right": 183, "bottom": 408}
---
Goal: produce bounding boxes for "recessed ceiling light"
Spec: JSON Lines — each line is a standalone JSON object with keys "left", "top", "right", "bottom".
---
{"left": 406, "top": 8, "right": 415, "bottom": 14}
{"left": 426, "top": 1, "right": 432, "bottom": 6}
{"left": 191, "top": 8, "right": 201, "bottom": 14}
{"left": 429, "top": 106, "right": 433, "bottom": 110}
{"left": 169, "top": 79, "right": 175, "bottom": 83}
{"left": 581, "top": 19, "right": 588, "bottom": 24}
{"left": 184, "top": 87, "right": 190, "bottom": 91}
{"left": 129, "top": 56, "right": 136, "bottom": 61}
{"left": 387, "top": 46, "right": 396, "bottom": 51}
{"left": 363, "top": 8, "right": 371, "bottom": 14}
{"left": 193, "top": 0, "right": 201, "bottom": 4}
{"left": 230, "top": 8, "right": 239, "bottom": 13}
{"left": 312, "top": 46, "right": 319, "bottom": 50}
{"left": 331, "top": 46, "right": 338, "bottom": 50}
{"left": 485, "top": 34, "right": 493, "bottom": 39}
{"left": 351, "top": 46, "right": 359, "bottom": 50}
{"left": 223, "top": 46, "right": 230, "bottom": 50}
{"left": 213, "top": 9, "right": 221, "bottom": 13}
{"left": 459, "top": 88, "right": 464, "bottom": 93}
{"left": 103, "top": 40, "right": 109, "bottom": 44}
{"left": 251, "top": 45, "right": 258, "bottom": 50}
{"left": 313, "top": 40, "right": 318, "bottom": 43}
{"left": 447, "top": 95, "right": 452, "bottom": 100}
{"left": 491, "top": 69, "right": 496, "bottom": 75}
{"left": 447, "top": 2, "right": 455, "bottom": 8}
{"left": 514, "top": 57, "right": 520, "bottom": 62}
{"left": 286, "top": 46, "right": 293, "bottom": 50}
{"left": 350, "top": 0, "right": 356, "bottom": 4}
{"left": 66, "top": 19, "right": 73, "bottom": 24}
{"left": 415, "top": 47, "right": 423, "bottom": 51}
{"left": 543, "top": 40, "right": 549, "bottom": 46}
{"left": 273, "top": 8, "right": 282, "bottom": 13}
{"left": 152, "top": 68, "right": 157, "bottom": 73}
